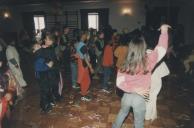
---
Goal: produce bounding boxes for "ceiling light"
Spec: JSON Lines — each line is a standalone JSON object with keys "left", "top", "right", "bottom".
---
{"left": 4, "top": 12, "right": 10, "bottom": 18}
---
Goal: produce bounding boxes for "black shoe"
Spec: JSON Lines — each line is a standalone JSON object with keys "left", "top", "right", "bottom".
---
{"left": 55, "top": 95, "right": 63, "bottom": 102}
{"left": 41, "top": 104, "right": 52, "bottom": 114}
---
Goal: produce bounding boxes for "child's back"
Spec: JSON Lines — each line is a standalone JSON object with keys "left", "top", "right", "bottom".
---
{"left": 116, "top": 32, "right": 168, "bottom": 95}
{"left": 102, "top": 44, "right": 113, "bottom": 67}
{"left": 113, "top": 24, "right": 171, "bottom": 128}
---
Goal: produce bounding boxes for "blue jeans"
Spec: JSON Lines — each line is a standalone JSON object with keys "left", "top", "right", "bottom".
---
{"left": 112, "top": 93, "right": 146, "bottom": 128}
{"left": 102, "top": 66, "right": 112, "bottom": 89}
{"left": 70, "top": 62, "right": 77, "bottom": 87}
{"left": 95, "top": 55, "right": 103, "bottom": 74}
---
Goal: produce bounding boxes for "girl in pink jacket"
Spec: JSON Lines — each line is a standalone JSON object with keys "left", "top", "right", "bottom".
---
{"left": 112, "top": 24, "right": 171, "bottom": 128}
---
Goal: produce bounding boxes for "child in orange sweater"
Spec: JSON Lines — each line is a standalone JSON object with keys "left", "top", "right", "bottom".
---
{"left": 101, "top": 41, "right": 114, "bottom": 93}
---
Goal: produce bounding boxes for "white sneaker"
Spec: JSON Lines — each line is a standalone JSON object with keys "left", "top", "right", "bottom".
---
{"left": 72, "top": 85, "right": 80, "bottom": 89}
{"left": 101, "top": 89, "right": 111, "bottom": 94}
{"left": 50, "top": 102, "right": 57, "bottom": 107}
{"left": 81, "top": 96, "right": 91, "bottom": 102}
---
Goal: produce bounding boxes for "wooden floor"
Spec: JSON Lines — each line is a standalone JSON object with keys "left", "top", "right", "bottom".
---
{"left": 5, "top": 75, "right": 193, "bottom": 128}
{"left": 4, "top": 55, "right": 194, "bottom": 128}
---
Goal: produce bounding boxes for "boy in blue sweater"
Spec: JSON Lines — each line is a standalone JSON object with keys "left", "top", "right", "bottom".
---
{"left": 33, "top": 43, "right": 54, "bottom": 113}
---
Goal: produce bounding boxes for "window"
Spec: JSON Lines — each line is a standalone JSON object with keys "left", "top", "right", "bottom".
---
{"left": 88, "top": 13, "right": 99, "bottom": 31}
{"left": 33, "top": 15, "right": 45, "bottom": 32}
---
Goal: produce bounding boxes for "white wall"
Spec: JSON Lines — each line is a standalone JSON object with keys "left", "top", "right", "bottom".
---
{"left": 108, "top": 1, "right": 145, "bottom": 31}
{"left": 0, "top": 0, "right": 146, "bottom": 33}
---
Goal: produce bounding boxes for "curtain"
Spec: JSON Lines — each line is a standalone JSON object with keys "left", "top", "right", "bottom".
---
{"left": 21, "top": 12, "right": 35, "bottom": 38}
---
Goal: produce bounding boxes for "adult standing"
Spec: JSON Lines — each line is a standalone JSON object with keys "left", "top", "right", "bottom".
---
{"left": 6, "top": 40, "right": 27, "bottom": 88}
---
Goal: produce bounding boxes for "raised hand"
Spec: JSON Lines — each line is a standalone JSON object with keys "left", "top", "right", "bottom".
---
{"left": 47, "top": 61, "right": 54, "bottom": 68}
{"left": 159, "top": 24, "right": 172, "bottom": 34}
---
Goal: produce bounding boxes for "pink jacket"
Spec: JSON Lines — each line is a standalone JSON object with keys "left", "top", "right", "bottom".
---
{"left": 116, "top": 32, "right": 168, "bottom": 94}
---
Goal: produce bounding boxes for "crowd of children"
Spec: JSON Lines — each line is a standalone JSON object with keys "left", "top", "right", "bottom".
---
{"left": 0, "top": 23, "right": 175, "bottom": 128}
{"left": 32, "top": 28, "right": 113, "bottom": 110}
{"left": 30, "top": 24, "right": 172, "bottom": 128}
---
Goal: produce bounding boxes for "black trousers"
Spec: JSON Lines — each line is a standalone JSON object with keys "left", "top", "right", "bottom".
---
{"left": 48, "top": 69, "right": 61, "bottom": 101}
{"left": 38, "top": 72, "right": 53, "bottom": 110}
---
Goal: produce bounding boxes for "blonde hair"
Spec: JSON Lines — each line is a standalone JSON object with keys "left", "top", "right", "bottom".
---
{"left": 121, "top": 36, "right": 148, "bottom": 75}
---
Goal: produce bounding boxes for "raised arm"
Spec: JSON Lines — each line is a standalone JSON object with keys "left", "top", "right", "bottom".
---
{"left": 155, "top": 24, "right": 171, "bottom": 62}
{"left": 149, "top": 24, "right": 171, "bottom": 69}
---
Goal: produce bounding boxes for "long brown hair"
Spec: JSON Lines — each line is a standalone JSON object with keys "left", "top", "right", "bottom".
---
{"left": 121, "top": 35, "right": 148, "bottom": 75}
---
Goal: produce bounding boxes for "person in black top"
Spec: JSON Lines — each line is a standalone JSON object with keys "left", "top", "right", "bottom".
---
{"left": 61, "top": 26, "right": 70, "bottom": 46}
{"left": 42, "top": 34, "right": 61, "bottom": 104}
{"left": 61, "top": 26, "right": 71, "bottom": 71}
{"left": 93, "top": 32, "right": 104, "bottom": 79}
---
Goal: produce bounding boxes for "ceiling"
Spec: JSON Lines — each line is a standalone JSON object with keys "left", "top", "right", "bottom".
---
{"left": 0, "top": 0, "right": 192, "bottom": 6}
{"left": 0, "top": 0, "right": 103, "bottom": 5}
